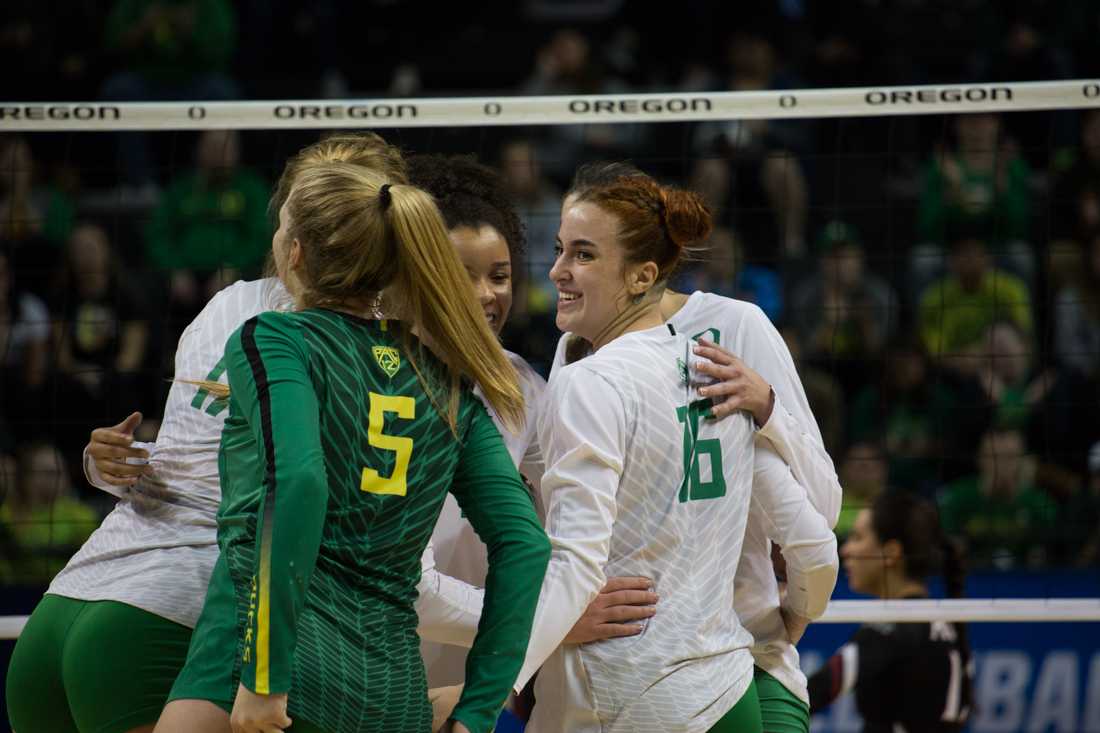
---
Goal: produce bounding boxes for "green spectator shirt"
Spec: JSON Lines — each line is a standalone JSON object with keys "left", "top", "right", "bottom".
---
{"left": 918, "top": 156, "right": 1032, "bottom": 243}
{"left": 0, "top": 498, "right": 99, "bottom": 584}
{"left": 938, "top": 476, "right": 1058, "bottom": 567}
{"left": 105, "top": 0, "right": 236, "bottom": 82}
{"left": 146, "top": 170, "right": 270, "bottom": 274}
{"left": 919, "top": 271, "right": 1032, "bottom": 357}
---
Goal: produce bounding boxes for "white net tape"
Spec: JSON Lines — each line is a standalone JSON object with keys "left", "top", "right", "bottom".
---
{"left": 1, "top": 80, "right": 1097, "bottom": 131}
{"left": 1, "top": 599, "right": 1097, "bottom": 640}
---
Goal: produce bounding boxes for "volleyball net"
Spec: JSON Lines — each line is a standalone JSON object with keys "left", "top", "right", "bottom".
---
{"left": 2, "top": 81, "right": 1099, "bottom": 728}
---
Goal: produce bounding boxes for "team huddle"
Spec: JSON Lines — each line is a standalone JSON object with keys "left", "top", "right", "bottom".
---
{"left": 5, "top": 133, "right": 971, "bottom": 733}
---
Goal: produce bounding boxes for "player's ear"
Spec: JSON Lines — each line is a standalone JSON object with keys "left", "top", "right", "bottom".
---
{"left": 881, "top": 539, "right": 904, "bottom": 568}
{"left": 288, "top": 239, "right": 304, "bottom": 271}
{"left": 625, "top": 260, "right": 658, "bottom": 296}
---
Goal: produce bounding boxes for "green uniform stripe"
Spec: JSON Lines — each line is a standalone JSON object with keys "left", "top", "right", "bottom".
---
{"left": 241, "top": 316, "right": 277, "bottom": 693}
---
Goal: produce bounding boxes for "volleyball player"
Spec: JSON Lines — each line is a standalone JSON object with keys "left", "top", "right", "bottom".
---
{"left": 406, "top": 154, "right": 549, "bottom": 696}
{"left": 405, "top": 154, "right": 548, "bottom": 683}
{"left": 9, "top": 133, "right": 532, "bottom": 733}
{"left": 154, "top": 162, "right": 548, "bottom": 733}
{"left": 512, "top": 173, "right": 837, "bottom": 732}
{"left": 406, "top": 156, "right": 659, "bottom": 703}
{"left": 807, "top": 491, "right": 972, "bottom": 732}
{"left": 554, "top": 163, "right": 843, "bottom": 733}
{"left": 4, "top": 134, "right": 413, "bottom": 733}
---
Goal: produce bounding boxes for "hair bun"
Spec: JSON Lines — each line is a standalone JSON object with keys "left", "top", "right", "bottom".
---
{"left": 659, "top": 188, "right": 713, "bottom": 250}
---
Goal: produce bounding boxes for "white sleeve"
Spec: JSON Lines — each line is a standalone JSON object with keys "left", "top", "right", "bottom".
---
{"left": 514, "top": 368, "right": 624, "bottom": 691}
{"left": 751, "top": 439, "right": 839, "bottom": 621}
{"left": 414, "top": 541, "right": 484, "bottom": 647}
{"left": 757, "top": 391, "right": 842, "bottom": 529}
{"left": 738, "top": 306, "right": 842, "bottom": 529}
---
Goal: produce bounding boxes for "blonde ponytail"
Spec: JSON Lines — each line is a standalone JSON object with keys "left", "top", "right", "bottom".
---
{"left": 384, "top": 184, "right": 526, "bottom": 433}
{"left": 226, "top": 159, "right": 524, "bottom": 435}
{"left": 178, "top": 379, "right": 231, "bottom": 400}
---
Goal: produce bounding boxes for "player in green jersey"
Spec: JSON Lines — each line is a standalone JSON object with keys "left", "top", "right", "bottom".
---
{"left": 154, "top": 162, "right": 550, "bottom": 733}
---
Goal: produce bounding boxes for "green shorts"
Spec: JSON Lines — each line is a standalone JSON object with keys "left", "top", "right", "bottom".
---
{"left": 5, "top": 594, "right": 192, "bottom": 733}
{"left": 167, "top": 555, "right": 329, "bottom": 733}
{"left": 167, "top": 553, "right": 241, "bottom": 711}
{"left": 707, "top": 677, "right": 763, "bottom": 733}
{"left": 755, "top": 666, "right": 811, "bottom": 733}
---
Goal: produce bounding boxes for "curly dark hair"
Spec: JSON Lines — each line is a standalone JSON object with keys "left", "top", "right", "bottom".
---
{"left": 406, "top": 154, "right": 526, "bottom": 268}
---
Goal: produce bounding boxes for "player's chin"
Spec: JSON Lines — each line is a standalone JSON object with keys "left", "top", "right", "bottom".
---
{"left": 554, "top": 310, "right": 577, "bottom": 334}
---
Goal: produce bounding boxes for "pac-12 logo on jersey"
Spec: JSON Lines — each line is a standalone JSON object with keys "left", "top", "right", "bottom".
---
{"left": 372, "top": 346, "right": 401, "bottom": 377}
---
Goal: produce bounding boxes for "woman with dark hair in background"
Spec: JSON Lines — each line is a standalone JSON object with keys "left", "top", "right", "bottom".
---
{"left": 808, "top": 491, "right": 973, "bottom": 733}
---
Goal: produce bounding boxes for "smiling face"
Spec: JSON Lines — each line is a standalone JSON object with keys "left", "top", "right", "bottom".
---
{"left": 549, "top": 201, "right": 634, "bottom": 343}
{"left": 450, "top": 224, "right": 512, "bottom": 336}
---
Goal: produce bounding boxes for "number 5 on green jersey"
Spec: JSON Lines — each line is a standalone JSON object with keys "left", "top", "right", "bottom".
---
{"left": 361, "top": 392, "right": 415, "bottom": 496}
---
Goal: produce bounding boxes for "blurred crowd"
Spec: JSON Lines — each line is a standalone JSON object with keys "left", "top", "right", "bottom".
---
{"left": 2, "top": 0, "right": 1100, "bottom": 586}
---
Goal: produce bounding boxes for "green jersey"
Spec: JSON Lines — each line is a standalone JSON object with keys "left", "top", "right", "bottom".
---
{"left": 216, "top": 309, "right": 548, "bottom": 733}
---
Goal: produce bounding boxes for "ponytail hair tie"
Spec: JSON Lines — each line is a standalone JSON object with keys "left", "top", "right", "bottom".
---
{"left": 379, "top": 183, "right": 393, "bottom": 210}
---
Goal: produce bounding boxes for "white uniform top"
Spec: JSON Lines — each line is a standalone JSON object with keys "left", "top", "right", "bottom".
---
{"left": 49, "top": 278, "right": 293, "bottom": 628}
{"left": 552, "top": 291, "right": 842, "bottom": 703}
{"left": 63, "top": 278, "right": 539, "bottom": 643}
{"left": 519, "top": 323, "right": 758, "bottom": 733}
{"left": 418, "top": 350, "right": 547, "bottom": 686}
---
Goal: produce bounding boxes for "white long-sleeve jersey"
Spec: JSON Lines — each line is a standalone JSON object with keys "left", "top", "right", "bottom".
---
{"left": 418, "top": 350, "right": 547, "bottom": 686}
{"left": 551, "top": 290, "right": 842, "bottom": 703}
{"left": 63, "top": 276, "right": 537, "bottom": 653}
{"left": 522, "top": 323, "right": 758, "bottom": 733}
{"left": 50, "top": 278, "right": 293, "bottom": 627}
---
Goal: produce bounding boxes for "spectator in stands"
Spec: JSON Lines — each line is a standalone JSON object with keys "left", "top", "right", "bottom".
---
{"left": 974, "top": 320, "right": 1055, "bottom": 431}
{"left": 51, "top": 224, "right": 149, "bottom": 443}
{"left": 0, "top": 249, "right": 49, "bottom": 398}
{"left": 146, "top": 129, "right": 269, "bottom": 320}
{"left": 939, "top": 427, "right": 1057, "bottom": 570}
{"left": 848, "top": 335, "right": 962, "bottom": 494}
{"left": 914, "top": 113, "right": 1033, "bottom": 291}
{"left": 498, "top": 138, "right": 561, "bottom": 313}
{"left": 0, "top": 442, "right": 98, "bottom": 586}
{"left": 980, "top": 314, "right": 1100, "bottom": 504}
{"left": 1054, "top": 232, "right": 1100, "bottom": 379}
{"left": 919, "top": 233, "right": 1032, "bottom": 366}
{"left": 1, "top": 137, "right": 77, "bottom": 300}
{"left": 835, "top": 442, "right": 887, "bottom": 538}
{"left": 690, "top": 29, "right": 810, "bottom": 259}
{"left": 1050, "top": 109, "right": 1100, "bottom": 244}
{"left": 0, "top": 137, "right": 75, "bottom": 248}
{"left": 520, "top": 29, "right": 638, "bottom": 181}
{"left": 918, "top": 113, "right": 1032, "bottom": 244}
{"left": 676, "top": 227, "right": 783, "bottom": 323}
{"left": 101, "top": 0, "right": 238, "bottom": 189}
{"left": 791, "top": 220, "right": 898, "bottom": 363}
